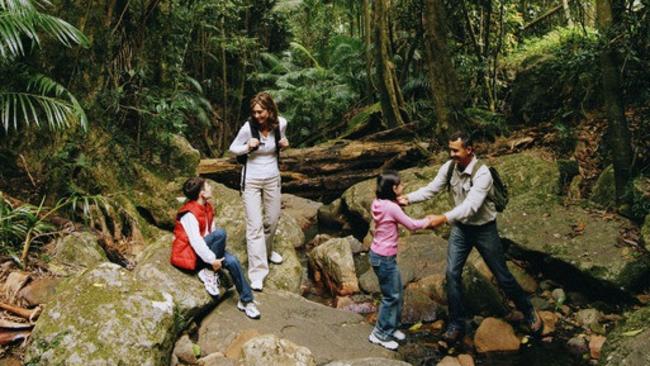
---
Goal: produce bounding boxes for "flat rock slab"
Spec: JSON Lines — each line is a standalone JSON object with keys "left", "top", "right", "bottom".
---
{"left": 197, "top": 290, "right": 399, "bottom": 364}
{"left": 500, "top": 197, "right": 650, "bottom": 296}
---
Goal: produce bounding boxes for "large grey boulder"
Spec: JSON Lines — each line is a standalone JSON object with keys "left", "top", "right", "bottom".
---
{"left": 197, "top": 290, "right": 399, "bottom": 364}
{"left": 26, "top": 234, "right": 217, "bottom": 365}
{"left": 26, "top": 262, "right": 179, "bottom": 365}
{"left": 500, "top": 198, "right": 650, "bottom": 296}
{"left": 599, "top": 306, "right": 650, "bottom": 366}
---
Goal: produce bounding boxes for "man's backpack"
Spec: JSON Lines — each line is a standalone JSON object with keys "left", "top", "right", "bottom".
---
{"left": 236, "top": 119, "right": 281, "bottom": 191}
{"left": 445, "top": 159, "right": 509, "bottom": 212}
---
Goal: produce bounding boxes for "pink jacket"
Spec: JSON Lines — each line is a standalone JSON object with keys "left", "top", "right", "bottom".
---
{"left": 370, "top": 199, "right": 429, "bottom": 256}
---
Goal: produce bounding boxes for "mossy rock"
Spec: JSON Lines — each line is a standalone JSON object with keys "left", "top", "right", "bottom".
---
{"left": 500, "top": 198, "right": 650, "bottom": 295}
{"left": 47, "top": 232, "right": 108, "bottom": 277}
{"left": 26, "top": 263, "right": 178, "bottom": 366}
{"left": 641, "top": 214, "right": 650, "bottom": 251}
{"left": 590, "top": 165, "right": 616, "bottom": 209}
{"left": 167, "top": 134, "right": 200, "bottom": 177}
{"left": 133, "top": 234, "right": 217, "bottom": 322}
{"left": 599, "top": 306, "right": 650, "bottom": 366}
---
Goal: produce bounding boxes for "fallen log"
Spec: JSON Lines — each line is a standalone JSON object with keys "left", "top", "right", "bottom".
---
{"left": 199, "top": 139, "right": 429, "bottom": 202}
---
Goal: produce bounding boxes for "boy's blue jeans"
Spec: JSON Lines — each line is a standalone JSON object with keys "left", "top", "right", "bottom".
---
{"left": 369, "top": 250, "right": 403, "bottom": 341}
{"left": 446, "top": 221, "right": 533, "bottom": 331}
{"left": 202, "top": 228, "right": 254, "bottom": 304}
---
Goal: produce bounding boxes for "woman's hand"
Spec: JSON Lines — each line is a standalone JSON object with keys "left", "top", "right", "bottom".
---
{"left": 278, "top": 137, "right": 289, "bottom": 149}
{"left": 248, "top": 138, "right": 260, "bottom": 151}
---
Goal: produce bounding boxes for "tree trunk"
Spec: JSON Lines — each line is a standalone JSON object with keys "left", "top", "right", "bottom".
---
{"left": 373, "top": 0, "right": 406, "bottom": 128}
{"left": 562, "top": 0, "right": 574, "bottom": 26}
{"left": 362, "top": 0, "right": 374, "bottom": 99}
{"left": 596, "top": 0, "right": 633, "bottom": 205}
{"left": 422, "top": 0, "right": 465, "bottom": 137}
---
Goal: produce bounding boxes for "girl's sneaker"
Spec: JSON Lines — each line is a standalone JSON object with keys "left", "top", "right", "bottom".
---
{"left": 237, "top": 300, "right": 261, "bottom": 319}
{"left": 368, "top": 333, "right": 398, "bottom": 351}
{"left": 392, "top": 329, "right": 406, "bottom": 341}
{"left": 198, "top": 268, "right": 220, "bottom": 297}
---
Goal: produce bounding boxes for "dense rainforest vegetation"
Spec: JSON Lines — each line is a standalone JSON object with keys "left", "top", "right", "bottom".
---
{"left": 0, "top": 0, "right": 649, "bottom": 364}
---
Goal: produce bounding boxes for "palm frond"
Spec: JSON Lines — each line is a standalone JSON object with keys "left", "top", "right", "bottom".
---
{"left": 289, "top": 41, "right": 322, "bottom": 70}
{"left": 0, "top": 73, "right": 87, "bottom": 132}
{"left": 0, "top": 0, "right": 88, "bottom": 59}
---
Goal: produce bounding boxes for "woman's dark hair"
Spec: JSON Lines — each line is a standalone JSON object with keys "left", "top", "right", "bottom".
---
{"left": 249, "top": 91, "right": 279, "bottom": 129}
{"left": 376, "top": 170, "right": 401, "bottom": 201}
{"left": 182, "top": 177, "right": 206, "bottom": 201}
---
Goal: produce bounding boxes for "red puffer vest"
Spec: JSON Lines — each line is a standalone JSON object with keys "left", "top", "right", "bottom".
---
{"left": 170, "top": 201, "right": 214, "bottom": 270}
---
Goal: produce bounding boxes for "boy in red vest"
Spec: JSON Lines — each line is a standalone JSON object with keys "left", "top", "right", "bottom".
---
{"left": 171, "top": 177, "right": 260, "bottom": 319}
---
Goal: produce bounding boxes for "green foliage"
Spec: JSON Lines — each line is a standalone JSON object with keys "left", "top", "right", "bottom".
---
{"left": 0, "top": 0, "right": 88, "bottom": 59}
{"left": 466, "top": 108, "right": 509, "bottom": 140}
{"left": 0, "top": 0, "right": 88, "bottom": 133}
{"left": 255, "top": 39, "right": 361, "bottom": 146}
{"left": 505, "top": 27, "right": 601, "bottom": 124}
{"left": 502, "top": 27, "right": 598, "bottom": 70}
{"left": 0, "top": 193, "right": 53, "bottom": 257}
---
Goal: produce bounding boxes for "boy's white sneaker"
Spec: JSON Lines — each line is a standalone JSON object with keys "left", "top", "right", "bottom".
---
{"left": 368, "top": 333, "right": 398, "bottom": 351}
{"left": 198, "top": 268, "right": 220, "bottom": 297}
{"left": 392, "top": 330, "right": 406, "bottom": 341}
{"left": 237, "top": 300, "right": 261, "bottom": 319}
{"left": 269, "top": 251, "right": 283, "bottom": 264}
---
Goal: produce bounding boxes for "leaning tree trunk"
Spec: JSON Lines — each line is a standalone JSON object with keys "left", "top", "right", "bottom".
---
{"left": 362, "top": 0, "right": 375, "bottom": 99}
{"left": 373, "top": 0, "right": 406, "bottom": 128}
{"left": 422, "top": 0, "right": 465, "bottom": 137}
{"left": 596, "top": 0, "right": 633, "bottom": 206}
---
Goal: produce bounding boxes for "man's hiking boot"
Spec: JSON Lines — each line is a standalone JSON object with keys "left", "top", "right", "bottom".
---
{"left": 368, "top": 333, "right": 399, "bottom": 351}
{"left": 526, "top": 309, "right": 543, "bottom": 338}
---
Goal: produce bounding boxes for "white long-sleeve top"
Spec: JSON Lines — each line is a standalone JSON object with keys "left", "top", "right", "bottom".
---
{"left": 229, "top": 117, "right": 288, "bottom": 180}
{"left": 179, "top": 212, "right": 217, "bottom": 264}
{"left": 406, "top": 156, "right": 497, "bottom": 225}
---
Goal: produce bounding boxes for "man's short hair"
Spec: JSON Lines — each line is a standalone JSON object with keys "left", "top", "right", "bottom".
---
{"left": 182, "top": 177, "right": 206, "bottom": 201}
{"left": 448, "top": 131, "right": 474, "bottom": 148}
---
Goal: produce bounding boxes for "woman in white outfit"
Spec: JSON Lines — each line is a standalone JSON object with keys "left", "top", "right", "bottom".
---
{"left": 229, "top": 92, "right": 289, "bottom": 291}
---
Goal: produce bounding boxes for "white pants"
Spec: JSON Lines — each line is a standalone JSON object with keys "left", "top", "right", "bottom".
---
{"left": 243, "top": 175, "right": 282, "bottom": 284}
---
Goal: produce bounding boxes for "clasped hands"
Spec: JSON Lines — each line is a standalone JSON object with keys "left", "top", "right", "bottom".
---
{"left": 397, "top": 195, "right": 447, "bottom": 229}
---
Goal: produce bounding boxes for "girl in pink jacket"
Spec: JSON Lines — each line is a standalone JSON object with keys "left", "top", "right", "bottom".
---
{"left": 367, "top": 170, "right": 433, "bottom": 351}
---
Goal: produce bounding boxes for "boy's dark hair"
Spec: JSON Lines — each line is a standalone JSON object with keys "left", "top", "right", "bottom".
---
{"left": 376, "top": 170, "right": 401, "bottom": 201}
{"left": 448, "top": 131, "right": 474, "bottom": 148}
{"left": 182, "top": 177, "right": 206, "bottom": 201}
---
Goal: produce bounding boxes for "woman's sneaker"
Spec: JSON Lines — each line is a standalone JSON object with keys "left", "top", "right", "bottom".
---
{"left": 198, "top": 268, "right": 220, "bottom": 297}
{"left": 269, "top": 251, "right": 283, "bottom": 265}
{"left": 368, "top": 333, "right": 398, "bottom": 351}
{"left": 237, "top": 300, "right": 261, "bottom": 319}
